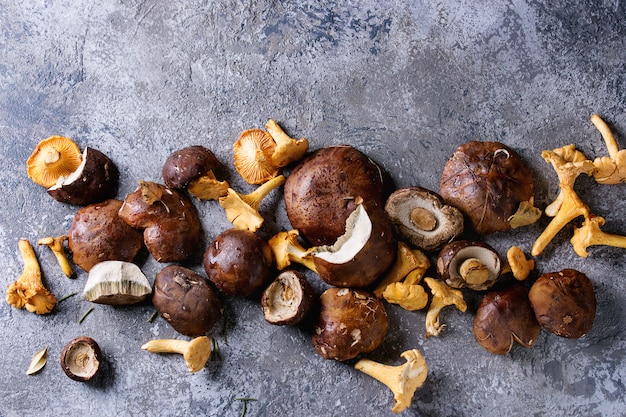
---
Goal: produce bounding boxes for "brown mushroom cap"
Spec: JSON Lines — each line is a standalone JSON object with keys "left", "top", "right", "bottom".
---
{"left": 233, "top": 129, "right": 278, "bottom": 184}
{"left": 473, "top": 285, "right": 541, "bottom": 354}
{"left": 59, "top": 336, "right": 102, "bottom": 382}
{"left": 27, "top": 135, "right": 83, "bottom": 188}
{"left": 528, "top": 269, "right": 596, "bottom": 339}
{"left": 261, "top": 270, "right": 315, "bottom": 325}
{"left": 68, "top": 199, "right": 144, "bottom": 272}
{"left": 312, "top": 287, "right": 389, "bottom": 361}
{"left": 439, "top": 141, "right": 535, "bottom": 235}
{"left": 385, "top": 186, "right": 464, "bottom": 252}
{"left": 284, "top": 145, "right": 386, "bottom": 246}
{"left": 47, "top": 147, "right": 119, "bottom": 206}
{"left": 203, "top": 228, "right": 274, "bottom": 297}
{"left": 437, "top": 240, "right": 501, "bottom": 291}
{"left": 162, "top": 145, "right": 220, "bottom": 189}
{"left": 152, "top": 265, "right": 223, "bottom": 337}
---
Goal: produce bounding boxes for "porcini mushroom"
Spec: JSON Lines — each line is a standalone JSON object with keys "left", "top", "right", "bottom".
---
{"left": 590, "top": 113, "right": 626, "bottom": 184}
{"left": 27, "top": 135, "right": 83, "bottom": 188}
{"left": 233, "top": 128, "right": 278, "bottom": 184}
{"left": 6, "top": 239, "right": 57, "bottom": 314}
{"left": 265, "top": 119, "right": 309, "bottom": 167}
{"left": 60, "top": 336, "right": 102, "bottom": 382}
{"left": 38, "top": 235, "right": 73, "bottom": 278}
{"left": 218, "top": 175, "right": 285, "bottom": 232}
{"left": 373, "top": 241, "right": 430, "bottom": 298}
{"left": 385, "top": 186, "right": 464, "bottom": 252}
{"left": 354, "top": 349, "right": 428, "bottom": 413}
{"left": 437, "top": 240, "right": 501, "bottom": 291}
{"left": 82, "top": 260, "right": 152, "bottom": 305}
{"left": 423, "top": 277, "right": 467, "bottom": 338}
{"left": 141, "top": 336, "right": 213, "bottom": 373}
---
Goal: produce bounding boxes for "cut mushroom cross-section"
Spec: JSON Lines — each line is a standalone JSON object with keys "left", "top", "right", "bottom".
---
{"left": 60, "top": 336, "right": 102, "bottom": 382}
{"left": 437, "top": 240, "right": 501, "bottom": 291}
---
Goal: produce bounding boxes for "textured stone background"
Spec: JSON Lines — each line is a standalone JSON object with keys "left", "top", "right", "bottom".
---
{"left": 1, "top": 1, "right": 625, "bottom": 416}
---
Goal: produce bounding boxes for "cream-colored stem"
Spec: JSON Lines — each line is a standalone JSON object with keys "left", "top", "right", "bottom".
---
{"left": 18, "top": 239, "right": 42, "bottom": 284}
{"left": 142, "top": 339, "right": 189, "bottom": 355}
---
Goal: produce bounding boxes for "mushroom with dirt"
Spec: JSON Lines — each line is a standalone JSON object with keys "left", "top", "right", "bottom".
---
{"left": 6, "top": 239, "right": 57, "bottom": 314}
{"left": 437, "top": 240, "right": 501, "bottom": 291}
{"left": 439, "top": 141, "right": 541, "bottom": 235}
{"left": 152, "top": 265, "right": 223, "bottom": 337}
{"left": 26, "top": 135, "right": 83, "bottom": 188}
{"left": 67, "top": 199, "right": 144, "bottom": 272}
{"left": 261, "top": 270, "right": 315, "bottom": 326}
{"left": 60, "top": 336, "right": 102, "bottom": 382}
{"left": 312, "top": 287, "right": 389, "bottom": 361}
{"left": 118, "top": 181, "right": 202, "bottom": 263}
{"left": 354, "top": 349, "right": 428, "bottom": 414}
{"left": 423, "top": 277, "right": 467, "bottom": 338}
{"left": 384, "top": 186, "right": 464, "bottom": 252}
{"left": 142, "top": 336, "right": 213, "bottom": 373}
{"left": 472, "top": 285, "right": 541, "bottom": 354}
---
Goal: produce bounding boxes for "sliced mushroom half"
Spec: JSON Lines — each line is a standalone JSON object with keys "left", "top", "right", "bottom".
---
{"left": 385, "top": 186, "right": 464, "bottom": 252}
{"left": 437, "top": 240, "right": 501, "bottom": 291}
{"left": 261, "top": 270, "right": 315, "bottom": 325}
{"left": 60, "top": 336, "right": 102, "bottom": 382}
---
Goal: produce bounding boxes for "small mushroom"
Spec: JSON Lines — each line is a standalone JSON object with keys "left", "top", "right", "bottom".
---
{"left": 473, "top": 285, "right": 541, "bottom": 354}
{"left": 354, "top": 349, "right": 428, "bottom": 414}
{"left": 373, "top": 241, "right": 430, "bottom": 298}
{"left": 60, "top": 336, "right": 102, "bottom": 382}
{"left": 82, "top": 260, "right": 152, "bottom": 305}
{"left": 203, "top": 228, "right": 274, "bottom": 297}
{"left": 141, "top": 336, "right": 212, "bottom": 373}
{"left": 423, "top": 277, "right": 467, "bottom": 338}
{"left": 265, "top": 119, "right": 309, "bottom": 167}
{"left": 385, "top": 186, "right": 464, "bottom": 252}
{"left": 261, "top": 270, "right": 315, "bottom": 326}
{"left": 68, "top": 199, "right": 144, "bottom": 272}
{"left": 37, "top": 235, "right": 73, "bottom": 278}
{"left": 233, "top": 128, "right": 278, "bottom": 184}
{"left": 47, "top": 147, "right": 119, "bottom": 206}
{"left": 590, "top": 113, "right": 626, "bottom": 184}
{"left": 382, "top": 282, "right": 429, "bottom": 311}
{"left": 528, "top": 269, "right": 596, "bottom": 339}
{"left": 570, "top": 214, "right": 626, "bottom": 257}
{"left": 312, "top": 287, "right": 388, "bottom": 361}
{"left": 504, "top": 246, "right": 534, "bottom": 281}
{"left": 437, "top": 240, "right": 501, "bottom": 291}
{"left": 27, "top": 135, "right": 83, "bottom": 188}
{"left": 152, "top": 265, "right": 223, "bottom": 337}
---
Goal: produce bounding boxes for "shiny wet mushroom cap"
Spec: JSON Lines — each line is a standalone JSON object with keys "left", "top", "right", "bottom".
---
{"left": 162, "top": 145, "right": 220, "bottom": 189}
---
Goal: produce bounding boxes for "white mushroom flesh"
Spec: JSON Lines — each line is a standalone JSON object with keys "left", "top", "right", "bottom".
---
{"left": 312, "top": 204, "right": 372, "bottom": 264}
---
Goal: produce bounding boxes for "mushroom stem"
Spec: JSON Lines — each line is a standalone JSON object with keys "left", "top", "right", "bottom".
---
{"left": 354, "top": 349, "right": 428, "bottom": 413}
{"left": 591, "top": 113, "right": 619, "bottom": 159}
{"left": 141, "top": 336, "right": 212, "bottom": 373}
{"left": 410, "top": 207, "right": 437, "bottom": 231}
{"left": 239, "top": 174, "right": 286, "bottom": 210}
{"left": 424, "top": 277, "right": 467, "bottom": 338}
{"left": 38, "top": 235, "right": 73, "bottom": 278}
{"left": 44, "top": 148, "right": 61, "bottom": 165}
{"left": 458, "top": 258, "right": 489, "bottom": 286}
{"left": 571, "top": 215, "right": 626, "bottom": 257}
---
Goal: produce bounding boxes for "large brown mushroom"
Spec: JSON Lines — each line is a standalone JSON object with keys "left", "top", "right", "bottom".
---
{"left": 439, "top": 141, "right": 541, "bottom": 235}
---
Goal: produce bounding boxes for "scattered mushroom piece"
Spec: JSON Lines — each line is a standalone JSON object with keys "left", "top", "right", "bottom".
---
{"left": 268, "top": 229, "right": 317, "bottom": 272}
{"left": 437, "top": 240, "right": 501, "bottom": 291}
{"left": 590, "top": 113, "right": 626, "bottom": 184}
{"left": 261, "top": 270, "right": 315, "bottom": 326}
{"left": 374, "top": 241, "right": 430, "bottom": 298}
{"left": 384, "top": 186, "right": 464, "bottom": 252}
{"left": 82, "top": 260, "right": 152, "bottom": 305}
{"left": 382, "top": 282, "right": 429, "bottom": 311}
{"left": 26, "top": 135, "right": 83, "bottom": 188}
{"left": 233, "top": 128, "right": 279, "bottom": 184}
{"left": 571, "top": 214, "right": 626, "bottom": 257}
{"left": 355, "top": 349, "right": 428, "bottom": 414}
{"left": 423, "top": 277, "right": 467, "bottom": 338}
{"left": 265, "top": 119, "right": 309, "bottom": 168}
{"left": 6, "top": 239, "right": 57, "bottom": 314}
{"left": 141, "top": 336, "right": 213, "bottom": 373}
{"left": 38, "top": 235, "right": 73, "bottom": 278}
{"left": 504, "top": 246, "right": 534, "bottom": 281}
{"left": 60, "top": 336, "right": 102, "bottom": 382}
{"left": 218, "top": 175, "right": 285, "bottom": 232}
{"left": 531, "top": 146, "right": 595, "bottom": 256}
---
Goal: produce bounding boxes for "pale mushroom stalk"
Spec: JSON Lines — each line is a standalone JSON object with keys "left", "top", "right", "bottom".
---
{"left": 6, "top": 239, "right": 57, "bottom": 314}
{"left": 38, "top": 235, "right": 73, "bottom": 278}
{"left": 141, "top": 336, "right": 212, "bottom": 373}
{"left": 571, "top": 215, "right": 626, "bottom": 257}
{"left": 531, "top": 148, "right": 595, "bottom": 256}
{"left": 590, "top": 113, "right": 626, "bottom": 184}
{"left": 354, "top": 349, "right": 428, "bottom": 413}
{"left": 424, "top": 277, "right": 467, "bottom": 338}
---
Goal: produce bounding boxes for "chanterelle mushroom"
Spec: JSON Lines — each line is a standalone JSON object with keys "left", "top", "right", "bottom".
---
{"left": 423, "top": 277, "right": 467, "bottom": 338}
{"left": 504, "top": 245, "right": 534, "bottom": 281}
{"left": 570, "top": 214, "right": 626, "bottom": 257}
{"left": 590, "top": 113, "right": 626, "bottom": 184}
{"left": 27, "top": 135, "right": 83, "bottom": 188}
{"left": 233, "top": 128, "right": 278, "bottom": 184}
{"left": 265, "top": 119, "right": 309, "bottom": 167}
{"left": 142, "top": 336, "right": 213, "bottom": 373}
{"left": 373, "top": 241, "right": 430, "bottom": 302}
{"left": 354, "top": 349, "right": 428, "bottom": 413}
{"left": 385, "top": 186, "right": 464, "bottom": 252}
{"left": 38, "top": 235, "right": 73, "bottom": 278}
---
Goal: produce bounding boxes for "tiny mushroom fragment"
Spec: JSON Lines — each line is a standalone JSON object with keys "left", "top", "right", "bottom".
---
{"left": 423, "top": 277, "right": 467, "bottom": 338}
{"left": 38, "top": 235, "right": 73, "bottom": 278}
{"left": 218, "top": 175, "right": 285, "bottom": 232}
{"left": 27, "top": 135, "right": 83, "bottom": 188}
{"left": 233, "top": 128, "right": 278, "bottom": 184}
{"left": 373, "top": 241, "right": 430, "bottom": 298}
{"left": 385, "top": 186, "right": 464, "bottom": 252}
{"left": 265, "top": 119, "right": 309, "bottom": 168}
{"left": 437, "top": 240, "right": 501, "bottom": 291}
{"left": 590, "top": 113, "right": 626, "bottom": 184}
{"left": 82, "top": 260, "right": 152, "bottom": 305}
{"left": 261, "top": 270, "right": 315, "bottom": 326}
{"left": 6, "top": 239, "right": 56, "bottom": 314}
{"left": 60, "top": 336, "right": 102, "bottom": 382}
{"left": 354, "top": 349, "right": 428, "bottom": 414}
{"left": 141, "top": 336, "right": 213, "bottom": 373}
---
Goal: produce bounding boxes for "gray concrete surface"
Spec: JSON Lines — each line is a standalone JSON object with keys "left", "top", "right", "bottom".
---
{"left": 1, "top": 1, "right": 625, "bottom": 416}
